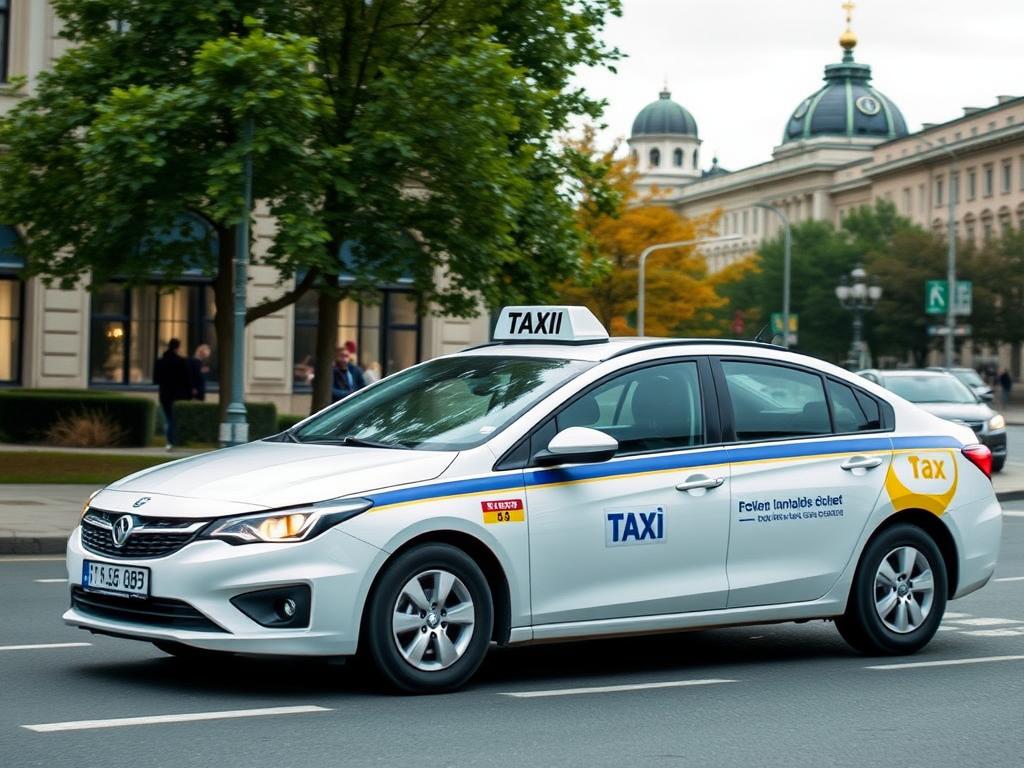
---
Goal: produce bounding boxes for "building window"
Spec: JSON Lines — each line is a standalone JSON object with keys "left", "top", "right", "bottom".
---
{"left": 673, "top": 148, "right": 684, "bottom": 167}
{"left": 0, "top": 276, "right": 21, "bottom": 384}
{"left": 89, "top": 283, "right": 217, "bottom": 386}
{"left": 1002, "top": 159, "right": 1013, "bottom": 194}
{"left": 692, "top": 149, "right": 698, "bottom": 168}
{"left": 967, "top": 168, "right": 977, "bottom": 200}
{"left": 983, "top": 164, "right": 994, "bottom": 197}
{"left": 292, "top": 289, "right": 422, "bottom": 392}
{"left": 901, "top": 187, "right": 911, "bottom": 214}
{"left": 949, "top": 171, "right": 960, "bottom": 204}
{"left": 649, "top": 148, "right": 660, "bottom": 168}
{"left": 935, "top": 176, "right": 944, "bottom": 207}
{"left": 753, "top": 209, "right": 759, "bottom": 234}
{"left": 918, "top": 184, "right": 926, "bottom": 214}
{"left": 965, "top": 218, "right": 976, "bottom": 244}
{"left": 742, "top": 210, "right": 748, "bottom": 235}
{"left": 0, "top": 0, "right": 9, "bottom": 83}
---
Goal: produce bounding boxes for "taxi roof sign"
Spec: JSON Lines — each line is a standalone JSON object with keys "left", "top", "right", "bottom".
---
{"left": 493, "top": 306, "right": 609, "bottom": 344}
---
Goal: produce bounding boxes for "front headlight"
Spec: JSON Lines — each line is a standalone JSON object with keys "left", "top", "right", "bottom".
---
{"left": 989, "top": 413, "right": 1006, "bottom": 431}
{"left": 200, "top": 498, "right": 373, "bottom": 544}
{"left": 80, "top": 489, "right": 102, "bottom": 520}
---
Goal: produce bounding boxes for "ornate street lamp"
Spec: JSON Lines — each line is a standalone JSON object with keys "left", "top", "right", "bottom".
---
{"left": 835, "top": 266, "right": 882, "bottom": 369}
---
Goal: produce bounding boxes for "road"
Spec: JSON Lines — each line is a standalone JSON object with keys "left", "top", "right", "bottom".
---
{"left": 1, "top": 508, "right": 1023, "bottom": 768}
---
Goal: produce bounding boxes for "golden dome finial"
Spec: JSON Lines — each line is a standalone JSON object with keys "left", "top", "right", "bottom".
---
{"left": 839, "top": 0, "right": 858, "bottom": 54}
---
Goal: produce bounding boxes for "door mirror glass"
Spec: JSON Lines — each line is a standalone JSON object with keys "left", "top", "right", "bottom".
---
{"left": 534, "top": 426, "right": 618, "bottom": 466}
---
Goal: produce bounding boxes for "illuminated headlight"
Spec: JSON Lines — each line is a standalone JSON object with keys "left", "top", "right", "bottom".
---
{"left": 989, "top": 414, "right": 1006, "bottom": 431}
{"left": 80, "top": 489, "right": 101, "bottom": 520}
{"left": 201, "top": 498, "right": 373, "bottom": 544}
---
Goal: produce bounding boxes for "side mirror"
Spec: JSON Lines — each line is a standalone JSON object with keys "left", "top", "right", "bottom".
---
{"left": 533, "top": 426, "right": 618, "bottom": 466}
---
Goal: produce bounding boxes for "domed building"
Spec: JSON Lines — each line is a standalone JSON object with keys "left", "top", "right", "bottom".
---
{"left": 627, "top": 88, "right": 702, "bottom": 194}
{"left": 782, "top": 28, "right": 907, "bottom": 145}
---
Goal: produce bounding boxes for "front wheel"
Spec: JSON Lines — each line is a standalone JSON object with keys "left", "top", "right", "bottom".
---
{"left": 364, "top": 543, "right": 493, "bottom": 693}
{"left": 992, "top": 457, "right": 1006, "bottom": 473}
{"left": 836, "top": 523, "right": 947, "bottom": 655}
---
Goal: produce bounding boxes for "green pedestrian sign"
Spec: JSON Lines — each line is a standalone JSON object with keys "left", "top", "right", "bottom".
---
{"left": 769, "top": 313, "right": 798, "bottom": 345}
{"left": 925, "top": 280, "right": 972, "bottom": 316}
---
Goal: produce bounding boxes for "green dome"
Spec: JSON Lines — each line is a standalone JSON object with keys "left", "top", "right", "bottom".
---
{"left": 631, "top": 89, "right": 698, "bottom": 137}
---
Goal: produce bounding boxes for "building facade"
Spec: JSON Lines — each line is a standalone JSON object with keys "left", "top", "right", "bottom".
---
{"left": 629, "top": 12, "right": 1024, "bottom": 373}
{"left": 0, "top": 1, "right": 489, "bottom": 413}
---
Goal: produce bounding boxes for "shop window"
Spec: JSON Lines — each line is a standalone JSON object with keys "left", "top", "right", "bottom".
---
{"left": 89, "top": 283, "right": 217, "bottom": 386}
{"left": 0, "top": 276, "right": 21, "bottom": 383}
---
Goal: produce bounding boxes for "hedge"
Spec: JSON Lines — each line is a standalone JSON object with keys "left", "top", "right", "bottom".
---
{"left": 277, "top": 413, "right": 305, "bottom": 432}
{"left": 0, "top": 389, "right": 157, "bottom": 447}
{"left": 173, "top": 401, "right": 278, "bottom": 445}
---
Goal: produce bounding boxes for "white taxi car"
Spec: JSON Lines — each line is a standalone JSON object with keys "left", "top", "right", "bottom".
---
{"left": 65, "top": 306, "right": 1002, "bottom": 692}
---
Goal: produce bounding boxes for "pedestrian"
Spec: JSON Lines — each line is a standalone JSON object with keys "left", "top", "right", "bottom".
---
{"left": 153, "top": 338, "right": 192, "bottom": 450}
{"left": 363, "top": 360, "right": 382, "bottom": 385}
{"left": 188, "top": 343, "right": 211, "bottom": 401}
{"left": 331, "top": 345, "right": 366, "bottom": 402}
{"left": 999, "top": 368, "right": 1013, "bottom": 408}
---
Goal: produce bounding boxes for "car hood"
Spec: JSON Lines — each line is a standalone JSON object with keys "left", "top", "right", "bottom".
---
{"left": 913, "top": 402, "right": 992, "bottom": 423}
{"left": 92, "top": 441, "right": 457, "bottom": 519}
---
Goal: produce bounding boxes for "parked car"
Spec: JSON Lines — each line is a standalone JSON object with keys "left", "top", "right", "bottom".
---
{"left": 928, "top": 366, "right": 994, "bottom": 402}
{"left": 859, "top": 369, "right": 1006, "bottom": 472}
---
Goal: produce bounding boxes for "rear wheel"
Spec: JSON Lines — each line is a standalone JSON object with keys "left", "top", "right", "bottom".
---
{"left": 364, "top": 543, "right": 493, "bottom": 693}
{"left": 836, "top": 523, "right": 947, "bottom": 655}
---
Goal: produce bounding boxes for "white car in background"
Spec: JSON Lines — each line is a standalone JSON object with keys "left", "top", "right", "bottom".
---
{"left": 65, "top": 307, "right": 1002, "bottom": 692}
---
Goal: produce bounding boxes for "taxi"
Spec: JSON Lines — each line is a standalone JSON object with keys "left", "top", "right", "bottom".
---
{"left": 64, "top": 306, "right": 1002, "bottom": 692}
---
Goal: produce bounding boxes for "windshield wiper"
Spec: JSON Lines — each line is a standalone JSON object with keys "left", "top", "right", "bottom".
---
{"left": 305, "top": 436, "right": 410, "bottom": 450}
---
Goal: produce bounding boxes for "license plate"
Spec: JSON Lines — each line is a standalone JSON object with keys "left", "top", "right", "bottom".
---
{"left": 82, "top": 560, "right": 150, "bottom": 598}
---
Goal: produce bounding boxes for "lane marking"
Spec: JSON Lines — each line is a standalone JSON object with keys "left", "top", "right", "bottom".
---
{"left": 994, "top": 576, "right": 1024, "bottom": 583}
{"left": 953, "top": 617, "right": 1022, "bottom": 627}
{"left": 34, "top": 578, "right": 68, "bottom": 583}
{"left": 866, "top": 655, "right": 1024, "bottom": 671}
{"left": 1003, "top": 511, "right": 1024, "bottom": 518}
{"left": 500, "top": 678, "right": 737, "bottom": 698}
{"left": 0, "top": 643, "right": 91, "bottom": 652}
{"left": 936, "top": 626, "right": 957, "bottom": 632}
{"left": 943, "top": 612, "right": 972, "bottom": 619}
{"left": 23, "top": 705, "right": 332, "bottom": 733}
{"left": 964, "top": 628, "right": 1024, "bottom": 637}
{"left": 0, "top": 556, "right": 65, "bottom": 563}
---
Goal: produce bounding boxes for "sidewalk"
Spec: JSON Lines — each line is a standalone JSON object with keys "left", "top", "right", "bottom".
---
{"left": 2, "top": 468, "right": 1024, "bottom": 555}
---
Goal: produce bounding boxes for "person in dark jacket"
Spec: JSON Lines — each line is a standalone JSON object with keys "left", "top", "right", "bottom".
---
{"left": 331, "top": 346, "right": 366, "bottom": 402}
{"left": 153, "top": 338, "right": 192, "bottom": 449}
{"left": 188, "top": 343, "right": 211, "bottom": 401}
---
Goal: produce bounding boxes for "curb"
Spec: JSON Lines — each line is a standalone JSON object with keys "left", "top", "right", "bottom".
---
{"left": 0, "top": 536, "right": 66, "bottom": 555}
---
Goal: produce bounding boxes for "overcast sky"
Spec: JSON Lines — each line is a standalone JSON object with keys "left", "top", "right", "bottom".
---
{"left": 574, "top": 0, "right": 1023, "bottom": 170}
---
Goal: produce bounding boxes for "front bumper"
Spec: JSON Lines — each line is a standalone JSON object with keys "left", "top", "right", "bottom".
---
{"left": 981, "top": 430, "right": 1007, "bottom": 459}
{"left": 63, "top": 525, "right": 383, "bottom": 656}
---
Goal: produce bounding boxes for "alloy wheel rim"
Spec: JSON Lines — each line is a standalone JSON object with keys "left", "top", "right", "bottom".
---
{"left": 873, "top": 546, "right": 935, "bottom": 634}
{"left": 392, "top": 569, "right": 475, "bottom": 671}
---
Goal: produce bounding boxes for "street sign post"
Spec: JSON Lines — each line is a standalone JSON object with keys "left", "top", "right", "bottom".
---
{"left": 770, "top": 312, "right": 798, "bottom": 345}
{"left": 925, "top": 280, "right": 972, "bottom": 315}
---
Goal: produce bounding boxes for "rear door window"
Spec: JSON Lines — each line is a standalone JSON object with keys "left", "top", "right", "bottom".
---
{"left": 722, "top": 361, "right": 831, "bottom": 441}
{"left": 828, "top": 380, "right": 881, "bottom": 432}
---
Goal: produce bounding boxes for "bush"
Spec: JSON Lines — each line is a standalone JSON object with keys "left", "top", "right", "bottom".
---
{"left": 277, "top": 413, "right": 305, "bottom": 432}
{"left": 173, "top": 401, "right": 278, "bottom": 445}
{"left": 0, "top": 390, "right": 156, "bottom": 447}
{"left": 45, "top": 409, "right": 129, "bottom": 448}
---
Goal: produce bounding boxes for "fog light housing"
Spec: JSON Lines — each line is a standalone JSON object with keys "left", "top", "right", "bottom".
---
{"left": 230, "top": 585, "right": 311, "bottom": 628}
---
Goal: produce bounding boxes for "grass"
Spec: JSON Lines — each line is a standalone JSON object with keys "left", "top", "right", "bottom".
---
{"left": 0, "top": 451, "right": 177, "bottom": 484}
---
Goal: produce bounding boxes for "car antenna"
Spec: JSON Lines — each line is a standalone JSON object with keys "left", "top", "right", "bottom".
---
{"left": 752, "top": 323, "right": 784, "bottom": 347}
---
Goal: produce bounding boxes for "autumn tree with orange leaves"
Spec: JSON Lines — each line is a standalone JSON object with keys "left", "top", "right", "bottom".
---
{"left": 559, "top": 136, "right": 738, "bottom": 337}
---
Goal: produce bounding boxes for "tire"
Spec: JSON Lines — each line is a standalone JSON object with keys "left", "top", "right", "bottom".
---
{"left": 836, "top": 523, "right": 947, "bottom": 655}
{"left": 992, "top": 457, "right": 1006, "bottom": 474}
{"left": 364, "top": 543, "right": 494, "bottom": 693}
{"left": 152, "top": 641, "right": 228, "bottom": 661}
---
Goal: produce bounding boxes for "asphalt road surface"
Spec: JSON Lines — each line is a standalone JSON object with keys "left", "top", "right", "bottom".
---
{"left": 2, "top": 507, "right": 1023, "bottom": 768}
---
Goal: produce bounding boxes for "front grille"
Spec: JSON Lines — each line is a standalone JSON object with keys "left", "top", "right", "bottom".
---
{"left": 71, "top": 587, "right": 227, "bottom": 633}
{"left": 81, "top": 509, "right": 208, "bottom": 559}
{"left": 964, "top": 421, "right": 984, "bottom": 434}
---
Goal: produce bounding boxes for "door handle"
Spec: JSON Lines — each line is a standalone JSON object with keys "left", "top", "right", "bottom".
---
{"left": 840, "top": 455, "right": 883, "bottom": 471}
{"left": 675, "top": 475, "right": 725, "bottom": 492}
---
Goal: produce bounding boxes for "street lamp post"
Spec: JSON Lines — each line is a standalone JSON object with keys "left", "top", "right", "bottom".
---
{"left": 637, "top": 234, "right": 742, "bottom": 336}
{"left": 835, "top": 266, "right": 882, "bottom": 369}
{"left": 754, "top": 203, "right": 792, "bottom": 349}
{"left": 921, "top": 138, "right": 958, "bottom": 366}
{"left": 220, "top": 115, "right": 254, "bottom": 447}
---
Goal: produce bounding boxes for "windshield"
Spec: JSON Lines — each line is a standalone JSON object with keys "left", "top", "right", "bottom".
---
{"left": 292, "top": 355, "right": 593, "bottom": 450}
{"left": 952, "top": 369, "right": 985, "bottom": 387}
{"left": 882, "top": 374, "right": 978, "bottom": 405}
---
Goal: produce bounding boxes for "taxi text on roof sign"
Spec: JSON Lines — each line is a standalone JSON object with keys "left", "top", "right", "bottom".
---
{"left": 493, "top": 306, "right": 609, "bottom": 343}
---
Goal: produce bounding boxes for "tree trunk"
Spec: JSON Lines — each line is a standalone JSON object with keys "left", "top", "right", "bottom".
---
{"left": 311, "top": 276, "right": 340, "bottom": 414}
{"left": 213, "top": 227, "right": 237, "bottom": 423}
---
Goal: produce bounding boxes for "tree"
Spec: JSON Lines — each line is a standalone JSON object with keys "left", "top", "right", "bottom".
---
{"left": 0, "top": 3, "right": 329, "bottom": 414}
{"left": 0, "top": 1, "right": 625, "bottom": 413}
{"left": 558, "top": 139, "right": 726, "bottom": 336}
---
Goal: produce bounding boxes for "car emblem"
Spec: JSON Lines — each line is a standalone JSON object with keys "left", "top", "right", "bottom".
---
{"left": 132, "top": 497, "right": 151, "bottom": 508}
{"left": 112, "top": 515, "right": 135, "bottom": 548}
